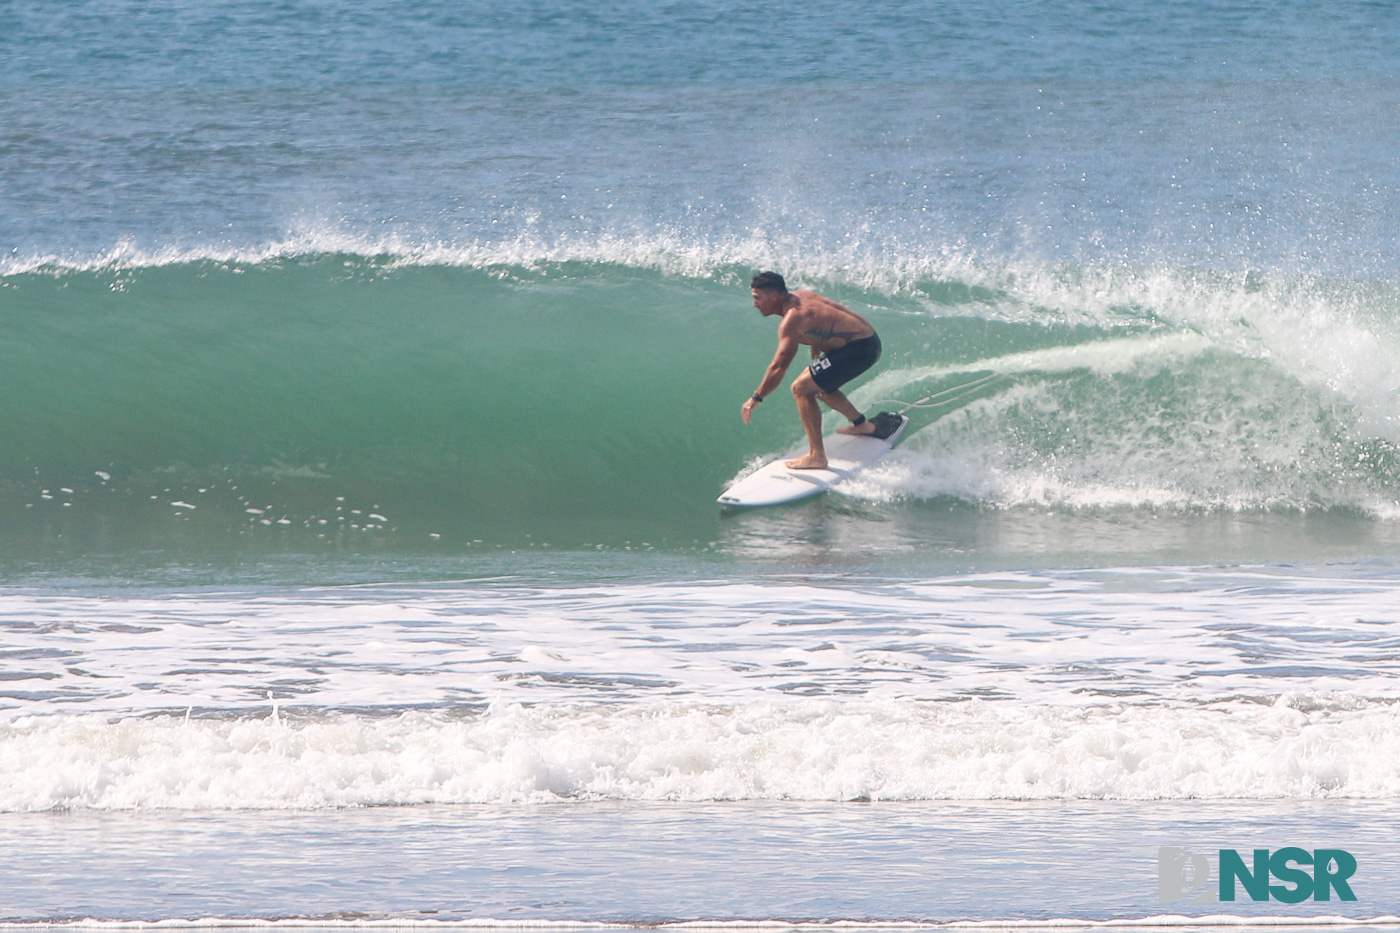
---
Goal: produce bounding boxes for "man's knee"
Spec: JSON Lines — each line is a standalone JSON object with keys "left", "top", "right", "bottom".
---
{"left": 792, "top": 373, "right": 822, "bottom": 398}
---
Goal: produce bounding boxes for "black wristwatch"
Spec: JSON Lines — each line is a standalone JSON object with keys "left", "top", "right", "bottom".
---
{"left": 751, "top": 393, "right": 763, "bottom": 403}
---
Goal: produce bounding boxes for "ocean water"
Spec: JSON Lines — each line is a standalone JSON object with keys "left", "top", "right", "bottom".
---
{"left": 5, "top": 0, "right": 1400, "bottom": 927}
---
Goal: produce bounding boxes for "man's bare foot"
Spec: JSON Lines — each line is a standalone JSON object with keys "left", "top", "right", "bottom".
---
{"left": 836, "top": 420, "right": 877, "bottom": 436}
{"left": 785, "top": 453, "right": 829, "bottom": 470}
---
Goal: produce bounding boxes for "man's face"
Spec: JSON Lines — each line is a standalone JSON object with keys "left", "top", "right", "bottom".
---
{"left": 751, "top": 288, "right": 784, "bottom": 315}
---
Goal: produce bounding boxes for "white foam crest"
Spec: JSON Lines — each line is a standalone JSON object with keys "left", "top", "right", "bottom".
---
{"left": 942, "top": 263, "right": 1400, "bottom": 441}
{"left": 4, "top": 695, "right": 1400, "bottom": 811}
{"left": 0, "top": 226, "right": 708, "bottom": 278}
{"left": 0, "top": 221, "right": 956, "bottom": 283}
{"left": 0, "top": 220, "right": 1106, "bottom": 304}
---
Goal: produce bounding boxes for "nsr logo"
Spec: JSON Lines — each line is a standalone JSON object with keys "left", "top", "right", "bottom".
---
{"left": 1159, "top": 848, "right": 1357, "bottom": 904}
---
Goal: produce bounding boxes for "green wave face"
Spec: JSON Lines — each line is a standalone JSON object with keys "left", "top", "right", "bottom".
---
{"left": 4, "top": 254, "right": 1400, "bottom": 558}
{"left": 0, "top": 258, "right": 768, "bottom": 549}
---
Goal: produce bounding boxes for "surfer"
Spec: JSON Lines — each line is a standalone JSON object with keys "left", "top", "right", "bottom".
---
{"left": 740, "top": 271, "right": 883, "bottom": 470}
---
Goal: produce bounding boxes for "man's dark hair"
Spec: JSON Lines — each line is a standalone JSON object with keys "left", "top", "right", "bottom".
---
{"left": 750, "top": 271, "right": 787, "bottom": 292}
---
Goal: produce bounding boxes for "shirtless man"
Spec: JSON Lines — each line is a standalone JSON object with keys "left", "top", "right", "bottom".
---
{"left": 740, "top": 271, "right": 882, "bottom": 469}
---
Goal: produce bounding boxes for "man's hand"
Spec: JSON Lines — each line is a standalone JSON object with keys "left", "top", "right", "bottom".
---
{"left": 741, "top": 396, "right": 759, "bottom": 424}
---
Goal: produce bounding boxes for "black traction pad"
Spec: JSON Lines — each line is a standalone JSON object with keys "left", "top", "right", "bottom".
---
{"left": 868, "top": 411, "right": 905, "bottom": 441}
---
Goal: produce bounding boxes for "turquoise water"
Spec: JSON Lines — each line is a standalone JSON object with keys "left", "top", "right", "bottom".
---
{"left": 6, "top": 0, "right": 1400, "bottom": 925}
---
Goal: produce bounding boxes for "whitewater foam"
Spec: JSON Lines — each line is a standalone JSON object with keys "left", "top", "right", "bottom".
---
{"left": 3, "top": 695, "right": 1399, "bottom": 810}
{"left": 4, "top": 571, "right": 1400, "bottom": 714}
{"left": 1, "top": 570, "right": 1400, "bottom": 809}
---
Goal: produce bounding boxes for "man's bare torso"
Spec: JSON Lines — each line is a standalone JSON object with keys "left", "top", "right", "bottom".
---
{"left": 779, "top": 290, "right": 877, "bottom": 352}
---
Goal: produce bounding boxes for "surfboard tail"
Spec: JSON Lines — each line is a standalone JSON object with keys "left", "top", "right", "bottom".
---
{"left": 869, "top": 411, "right": 905, "bottom": 441}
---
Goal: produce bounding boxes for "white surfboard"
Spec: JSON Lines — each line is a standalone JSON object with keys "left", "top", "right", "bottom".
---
{"left": 717, "top": 413, "right": 909, "bottom": 507}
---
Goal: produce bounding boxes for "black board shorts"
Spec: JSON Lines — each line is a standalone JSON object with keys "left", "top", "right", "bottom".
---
{"left": 808, "top": 333, "right": 882, "bottom": 393}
